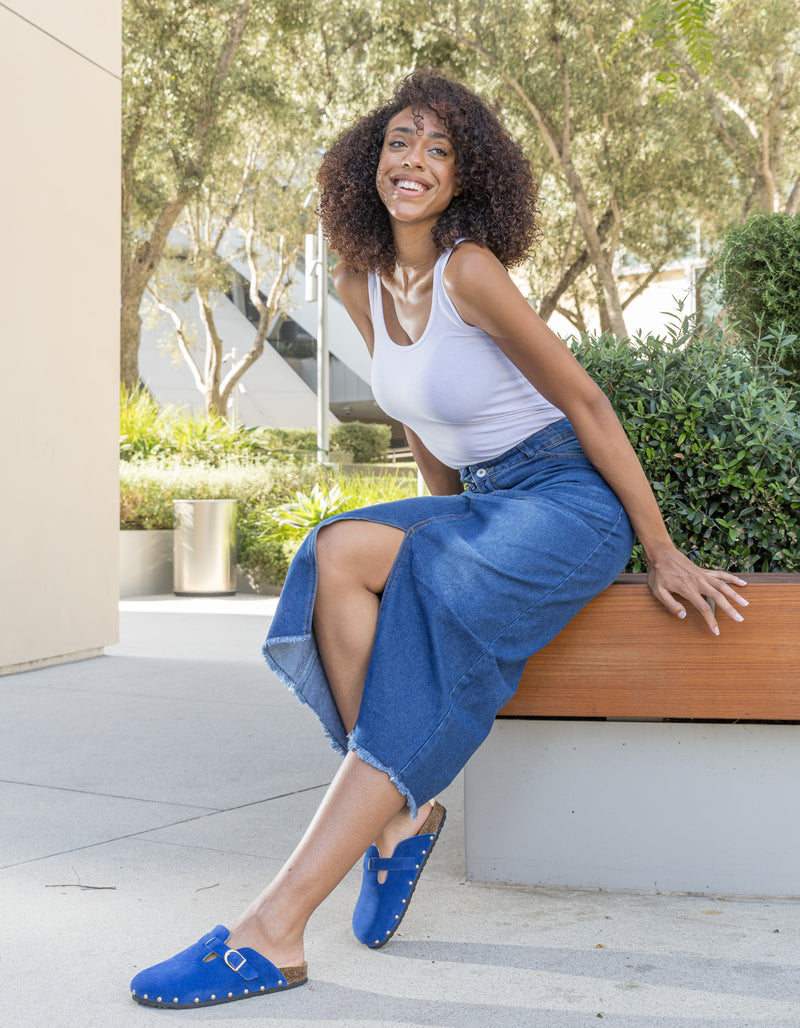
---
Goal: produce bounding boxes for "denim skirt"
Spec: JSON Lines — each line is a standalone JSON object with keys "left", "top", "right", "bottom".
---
{"left": 263, "top": 418, "right": 634, "bottom": 817}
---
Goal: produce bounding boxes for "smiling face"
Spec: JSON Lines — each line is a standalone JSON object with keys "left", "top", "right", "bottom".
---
{"left": 375, "top": 106, "right": 460, "bottom": 228}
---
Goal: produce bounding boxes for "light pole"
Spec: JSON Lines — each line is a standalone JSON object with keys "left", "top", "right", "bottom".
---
{"left": 305, "top": 213, "right": 330, "bottom": 464}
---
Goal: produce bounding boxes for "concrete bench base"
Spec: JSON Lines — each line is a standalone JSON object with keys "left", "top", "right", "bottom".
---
{"left": 464, "top": 718, "right": 800, "bottom": 896}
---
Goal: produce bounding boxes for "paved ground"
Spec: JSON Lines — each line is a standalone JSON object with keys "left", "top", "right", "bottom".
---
{"left": 2, "top": 595, "right": 800, "bottom": 1027}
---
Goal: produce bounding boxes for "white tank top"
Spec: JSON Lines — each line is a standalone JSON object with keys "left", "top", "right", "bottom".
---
{"left": 368, "top": 247, "right": 564, "bottom": 469}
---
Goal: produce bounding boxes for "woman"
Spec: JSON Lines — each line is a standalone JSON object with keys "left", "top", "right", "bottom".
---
{"left": 131, "top": 71, "right": 747, "bottom": 1009}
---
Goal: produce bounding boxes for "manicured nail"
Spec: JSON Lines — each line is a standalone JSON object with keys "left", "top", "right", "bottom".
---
{"left": 712, "top": 626, "right": 720, "bottom": 636}
{"left": 677, "top": 610, "right": 686, "bottom": 619}
{"left": 734, "top": 612, "right": 744, "bottom": 622}
{"left": 740, "top": 599, "right": 749, "bottom": 606}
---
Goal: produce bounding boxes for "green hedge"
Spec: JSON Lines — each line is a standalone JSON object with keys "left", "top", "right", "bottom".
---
{"left": 121, "top": 322, "right": 800, "bottom": 581}
{"left": 331, "top": 422, "right": 391, "bottom": 463}
{"left": 120, "top": 460, "right": 417, "bottom": 588}
{"left": 714, "top": 212, "right": 800, "bottom": 383}
{"left": 120, "top": 389, "right": 391, "bottom": 464}
{"left": 572, "top": 321, "right": 799, "bottom": 573}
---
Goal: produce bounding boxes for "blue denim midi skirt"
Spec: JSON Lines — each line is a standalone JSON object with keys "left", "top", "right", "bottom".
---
{"left": 264, "top": 418, "right": 634, "bottom": 817}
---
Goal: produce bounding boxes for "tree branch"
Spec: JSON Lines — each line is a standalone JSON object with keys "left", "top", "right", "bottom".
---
{"left": 145, "top": 285, "right": 204, "bottom": 392}
{"left": 539, "top": 207, "right": 615, "bottom": 322}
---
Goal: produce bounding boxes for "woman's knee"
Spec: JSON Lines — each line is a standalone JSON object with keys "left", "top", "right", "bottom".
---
{"left": 316, "top": 520, "right": 404, "bottom": 594}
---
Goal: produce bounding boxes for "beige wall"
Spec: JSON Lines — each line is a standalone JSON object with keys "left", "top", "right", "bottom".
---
{"left": 0, "top": 2, "right": 120, "bottom": 672}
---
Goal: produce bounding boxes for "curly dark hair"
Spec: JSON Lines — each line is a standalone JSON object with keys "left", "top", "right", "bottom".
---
{"left": 317, "top": 71, "right": 540, "bottom": 274}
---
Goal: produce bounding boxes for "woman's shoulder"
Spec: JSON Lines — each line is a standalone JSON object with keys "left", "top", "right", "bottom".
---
{"left": 443, "top": 242, "right": 509, "bottom": 299}
{"left": 333, "top": 262, "right": 369, "bottom": 294}
{"left": 333, "top": 263, "right": 371, "bottom": 312}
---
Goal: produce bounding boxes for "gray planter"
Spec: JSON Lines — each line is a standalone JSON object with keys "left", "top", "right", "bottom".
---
{"left": 119, "top": 530, "right": 174, "bottom": 597}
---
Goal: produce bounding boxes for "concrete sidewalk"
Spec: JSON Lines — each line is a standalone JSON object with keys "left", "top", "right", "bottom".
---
{"left": 2, "top": 596, "right": 799, "bottom": 1027}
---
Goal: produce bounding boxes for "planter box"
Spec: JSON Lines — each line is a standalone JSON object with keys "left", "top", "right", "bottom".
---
{"left": 119, "top": 529, "right": 266, "bottom": 597}
{"left": 465, "top": 718, "right": 800, "bottom": 895}
{"left": 465, "top": 573, "right": 800, "bottom": 895}
{"left": 119, "top": 530, "right": 174, "bottom": 597}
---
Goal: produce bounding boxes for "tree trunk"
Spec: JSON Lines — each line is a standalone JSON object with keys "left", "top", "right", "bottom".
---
{"left": 120, "top": 297, "right": 143, "bottom": 390}
{"left": 539, "top": 207, "right": 615, "bottom": 323}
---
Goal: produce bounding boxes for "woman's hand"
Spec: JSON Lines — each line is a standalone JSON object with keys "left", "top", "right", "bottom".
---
{"left": 646, "top": 544, "right": 748, "bottom": 635}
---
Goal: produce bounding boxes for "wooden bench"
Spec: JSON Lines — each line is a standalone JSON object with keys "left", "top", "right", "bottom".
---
{"left": 502, "top": 573, "right": 800, "bottom": 721}
{"left": 464, "top": 573, "right": 800, "bottom": 896}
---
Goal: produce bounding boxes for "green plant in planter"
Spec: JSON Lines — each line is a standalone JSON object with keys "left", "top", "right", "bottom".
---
{"left": 714, "top": 212, "right": 800, "bottom": 383}
{"left": 120, "top": 386, "right": 170, "bottom": 460}
{"left": 571, "top": 318, "right": 799, "bottom": 573}
{"left": 265, "top": 484, "right": 348, "bottom": 541}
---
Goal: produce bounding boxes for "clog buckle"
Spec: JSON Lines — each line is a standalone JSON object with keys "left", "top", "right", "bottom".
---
{"left": 224, "top": 949, "right": 247, "bottom": 974}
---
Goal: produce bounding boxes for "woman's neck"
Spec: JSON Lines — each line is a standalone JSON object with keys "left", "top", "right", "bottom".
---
{"left": 390, "top": 225, "right": 440, "bottom": 289}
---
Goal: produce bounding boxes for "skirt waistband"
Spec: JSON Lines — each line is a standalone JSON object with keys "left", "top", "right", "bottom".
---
{"left": 459, "top": 417, "right": 574, "bottom": 480}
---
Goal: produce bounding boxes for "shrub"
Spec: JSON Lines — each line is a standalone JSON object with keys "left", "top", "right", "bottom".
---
{"left": 119, "top": 386, "right": 170, "bottom": 461}
{"left": 120, "top": 459, "right": 417, "bottom": 587}
{"left": 266, "top": 484, "right": 349, "bottom": 540}
{"left": 120, "top": 391, "right": 391, "bottom": 465}
{"left": 247, "top": 428, "right": 317, "bottom": 460}
{"left": 714, "top": 212, "right": 800, "bottom": 383}
{"left": 330, "top": 422, "right": 391, "bottom": 463}
{"left": 119, "top": 460, "right": 327, "bottom": 531}
{"left": 572, "top": 319, "right": 800, "bottom": 573}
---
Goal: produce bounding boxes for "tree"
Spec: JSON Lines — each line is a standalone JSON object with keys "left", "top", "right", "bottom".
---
{"left": 121, "top": 0, "right": 307, "bottom": 389}
{"left": 147, "top": 140, "right": 313, "bottom": 418}
{"left": 670, "top": 0, "right": 800, "bottom": 217}
{"left": 366, "top": 0, "right": 737, "bottom": 336}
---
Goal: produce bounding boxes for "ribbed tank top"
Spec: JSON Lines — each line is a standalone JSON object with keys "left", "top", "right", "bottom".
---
{"left": 368, "top": 247, "right": 564, "bottom": 469}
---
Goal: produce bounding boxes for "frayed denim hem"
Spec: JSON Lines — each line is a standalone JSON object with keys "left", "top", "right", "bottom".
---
{"left": 262, "top": 639, "right": 347, "bottom": 758}
{"left": 346, "top": 737, "right": 419, "bottom": 819}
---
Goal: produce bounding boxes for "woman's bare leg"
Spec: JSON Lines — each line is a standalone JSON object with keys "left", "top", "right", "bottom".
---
{"left": 311, "top": 520, "right": 404, "bottom": 733}
{"left": 226, "top": 751, "right": 426, "bottom": 965}
{"left": 313, "top": 521, "right": 434, "bottom": 861}
{"left": 226, "top": 520, "right": 432, "bottom": 964}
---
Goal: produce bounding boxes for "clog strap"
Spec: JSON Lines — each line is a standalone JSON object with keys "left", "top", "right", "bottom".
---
{"left": 201, "top": 927, "right": 259, "bottom": 982}
{"left": 367, "top": 855, "right": 419, "bottom": 872}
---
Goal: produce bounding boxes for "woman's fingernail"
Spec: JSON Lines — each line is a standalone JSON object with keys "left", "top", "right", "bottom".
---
{"left": 734, "top": 612, "right": 744, "bottom": 622}
{"left": 677, "top": 610, "right": 686, "bottom": 619}
{"left": 740, "top": 599, "right": 749, "bottom": 606}
{"left": 712, "top": 626, "right": 720, "bottom": 636}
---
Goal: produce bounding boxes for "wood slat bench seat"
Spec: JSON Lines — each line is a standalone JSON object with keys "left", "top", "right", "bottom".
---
{"left": 501, "top": 573, "right": 800, "bottom": 722}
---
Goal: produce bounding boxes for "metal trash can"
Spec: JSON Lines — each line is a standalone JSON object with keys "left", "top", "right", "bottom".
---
{"left": 173, "top": 499, "right": 237, "bottom": 595}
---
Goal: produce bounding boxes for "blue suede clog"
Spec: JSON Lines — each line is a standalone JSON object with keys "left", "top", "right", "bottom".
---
{"left": 353, "top": 800, "right": 446, "bottom": 948}
{"left": 130, "top": 925, "right": 307, "bottom": 1008}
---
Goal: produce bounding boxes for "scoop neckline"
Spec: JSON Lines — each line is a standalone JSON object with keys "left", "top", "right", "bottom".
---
{"left": 376, "top": 250, "right": 449, "bottom": 350}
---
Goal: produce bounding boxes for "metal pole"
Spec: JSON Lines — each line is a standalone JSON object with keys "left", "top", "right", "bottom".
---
{"left": 230, "top": 347, "right": 238, "bottom": 427}
{"left": 316, "top": 220, "right": 329, "bottom": 463}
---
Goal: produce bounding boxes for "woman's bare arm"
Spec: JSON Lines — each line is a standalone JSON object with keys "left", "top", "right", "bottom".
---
{"left": 445, "top": 244, "right": 748, "bottom": 634}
